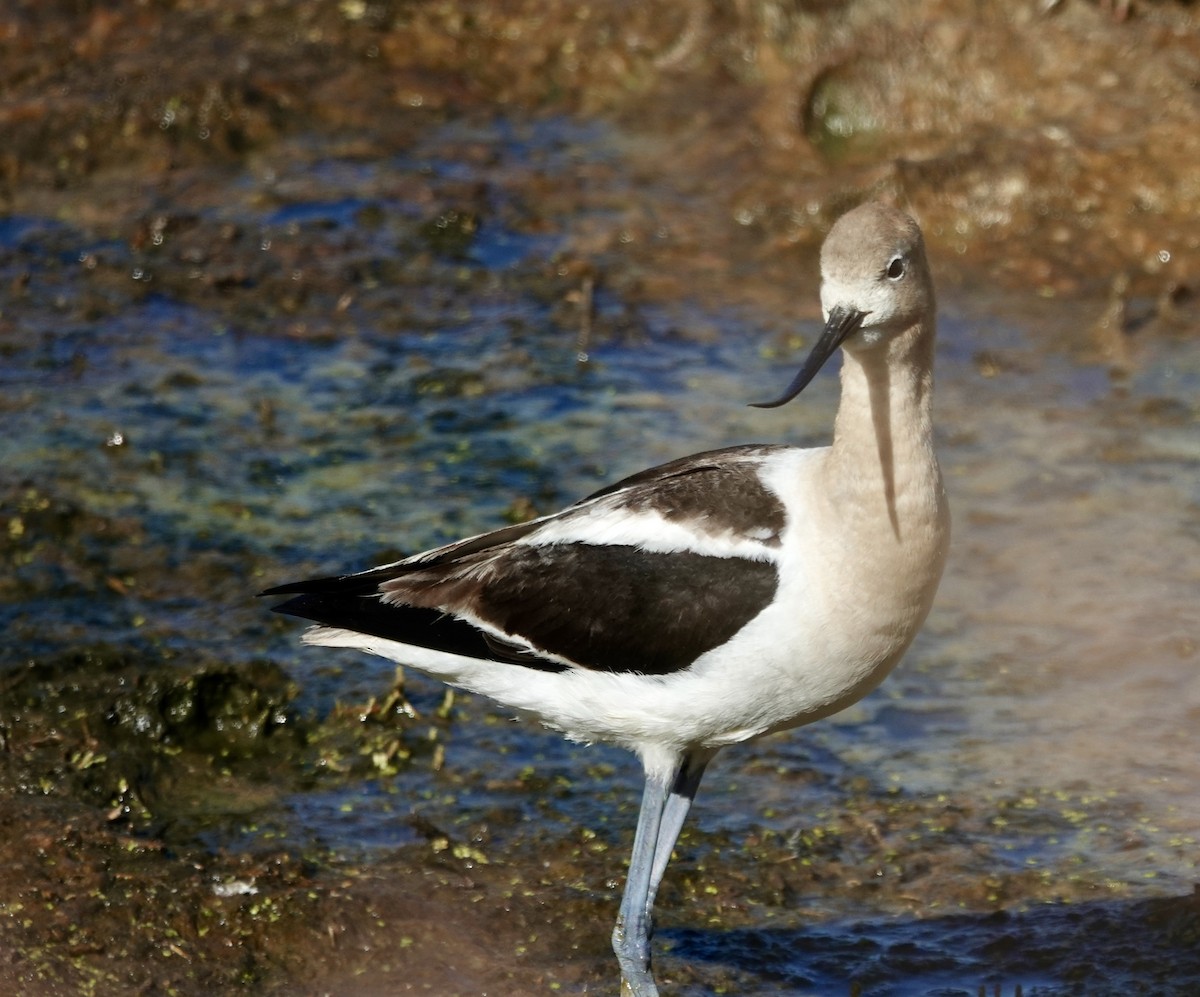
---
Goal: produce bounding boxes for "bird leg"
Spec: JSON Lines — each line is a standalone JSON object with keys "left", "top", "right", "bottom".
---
{"left": 614, "top": 771, "right": 669, "bottom": 996}
{"left": 647, "top": 751, "right": 710, "bottom": 913}
{"left": 614, "top": 750, "right": 711, "bottom": 997}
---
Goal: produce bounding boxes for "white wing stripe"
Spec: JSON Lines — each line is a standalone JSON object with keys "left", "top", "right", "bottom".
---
{"left": 520, "top": 507, "right": 780, "bottom": 561}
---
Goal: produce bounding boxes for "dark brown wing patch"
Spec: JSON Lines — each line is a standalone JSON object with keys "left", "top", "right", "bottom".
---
{"left": 585, "top": 445, "right": 788, "bottom": 546}
{"left": 383, "top": 543, "right": 778, "bottom": 675}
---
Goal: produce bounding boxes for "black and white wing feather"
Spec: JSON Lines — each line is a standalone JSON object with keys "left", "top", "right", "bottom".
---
{"left": 263, "top": 445, "right": 790, "bottom": 676}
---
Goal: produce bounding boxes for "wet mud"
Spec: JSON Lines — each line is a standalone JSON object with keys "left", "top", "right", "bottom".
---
{"left": 2, "top": 1, "right": 1200, "bottom": 994}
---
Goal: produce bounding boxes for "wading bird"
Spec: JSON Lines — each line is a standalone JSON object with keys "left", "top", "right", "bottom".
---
{"left": 263, "top": 201, "right": 949, "bottom": 995}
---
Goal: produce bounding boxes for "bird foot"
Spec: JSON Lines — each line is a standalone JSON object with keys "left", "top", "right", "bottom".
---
{"left": 619, "top": 968, "right": 660, "bottom": 997}
{"left": 614, "top": 917, "right": 658, "bottom": 996}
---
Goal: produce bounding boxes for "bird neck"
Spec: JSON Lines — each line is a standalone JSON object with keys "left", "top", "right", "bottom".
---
{"left": 824, "top": 323, "right": 940, "bottom": 540}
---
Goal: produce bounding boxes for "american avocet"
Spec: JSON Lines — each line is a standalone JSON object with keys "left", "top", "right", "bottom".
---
{"left": 263, "top": 201, "right": 949, "bottom": 996}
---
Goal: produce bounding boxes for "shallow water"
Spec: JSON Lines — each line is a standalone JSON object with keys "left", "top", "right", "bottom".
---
{"left": 3, "top": 113, "right": 1199, "bottom": 994}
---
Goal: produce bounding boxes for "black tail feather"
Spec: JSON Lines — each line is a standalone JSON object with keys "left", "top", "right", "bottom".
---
{"left": 259, "top": 565, "right": 404, "bottom": 599}
{"left": 265, "top": 584, "right": 569, "bottom": 675}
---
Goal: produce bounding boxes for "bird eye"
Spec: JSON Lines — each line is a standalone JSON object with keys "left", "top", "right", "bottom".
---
{"left": 886, "top": 256, "right": 906, "bottom": 280}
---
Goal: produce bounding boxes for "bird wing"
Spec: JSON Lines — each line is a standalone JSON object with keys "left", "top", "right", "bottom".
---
{"left": 264, "top": 444, "right": 789, "bottom": 675}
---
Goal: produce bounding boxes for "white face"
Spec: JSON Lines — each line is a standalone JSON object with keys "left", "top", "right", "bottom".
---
{"left": 819, "top": 229, "right": 931, "bottom": 349}
{"left": 820, "top": 271, "right": 907, "bottom": 330}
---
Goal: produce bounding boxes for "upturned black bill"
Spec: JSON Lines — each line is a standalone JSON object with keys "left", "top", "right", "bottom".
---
{"left": 750, "top": 304, "right": 867, "bottom": 409}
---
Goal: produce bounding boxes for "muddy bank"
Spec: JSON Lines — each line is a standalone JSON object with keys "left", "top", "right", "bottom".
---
{"left": 3, "top": 638, "right": 1199, "bottom": 995}
{"left": 3, "top": 0, "right": 1199, "bottom": 304}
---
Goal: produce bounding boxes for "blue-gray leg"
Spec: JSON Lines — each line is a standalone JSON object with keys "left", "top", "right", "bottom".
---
{"left": 613, "top": 751, "right": 712, "bottom": 996}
